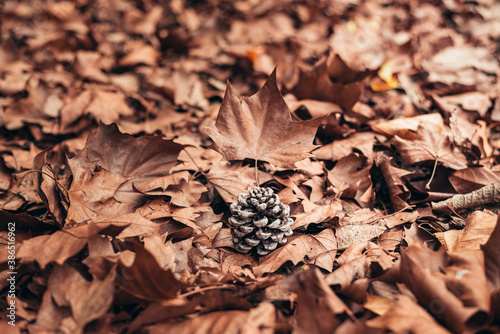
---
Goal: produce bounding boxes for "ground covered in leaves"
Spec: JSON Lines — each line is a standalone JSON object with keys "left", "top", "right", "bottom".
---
{"left": 1, "top": 0, "right": 500, "bottom": 333}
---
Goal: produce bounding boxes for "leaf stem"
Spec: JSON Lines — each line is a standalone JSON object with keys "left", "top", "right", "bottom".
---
{"left": 255, "top": 159, "right": 259, "bottom": 187}
{"left": 425, "top": 159, "right": 438, "bottom": 190}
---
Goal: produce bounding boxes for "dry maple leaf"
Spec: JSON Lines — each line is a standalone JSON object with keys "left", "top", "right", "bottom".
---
{"left": 66, "top": 123, "right": 186, "bottom": 224}
{"left": 204, "top": 69, "right": 322, "bottom": 168}
{"left": 252, "top": 229, "right": 337, "bottom": 275}
{"left": 391, "top": 124, "right": 468, "bottom": 170}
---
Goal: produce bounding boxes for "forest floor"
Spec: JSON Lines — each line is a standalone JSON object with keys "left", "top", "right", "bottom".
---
{"left": 1, "top": 0, "right": 500, "bottom": 333}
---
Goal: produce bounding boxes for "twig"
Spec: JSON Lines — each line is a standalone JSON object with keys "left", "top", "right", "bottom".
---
{"left": 432, "top": 181, "right": 500, "bottom": 214}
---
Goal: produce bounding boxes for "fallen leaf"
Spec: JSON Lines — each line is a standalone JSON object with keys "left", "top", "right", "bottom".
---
{"left": 204, "top": 69, "right": 322, "bottom": 168}
{"left": 48, "top": 263, "right": 115, "bottom": 331}
{"left": 366, "top": 295, "right": 451, "bottom": 333}
{"left": 376, "top": 155, "right": 412, "bottom": 211}
{"left": 293, "top": 267, "right": 351, "bottom": 333}
{"left": 330, "top": 19, "right": 386, "bottom": 72}
{"left": 285, "top": 58, "right": 363, "bottom": 113}
{"left": 481, "top": 214, "right": 500, "bottom": 291}
{"left": 435, "top": 211, "right": 498, "bottom": 251}
{"left": 423, "top": 46, "right": 500, "bottom": 87}
{"left": 118, "top": 40, "right": 160, "bottom": 67}
{"left": 17, "top": 224, "right": 100, "bottom": 269}
{"left": 205, "top": 161, "right": 271, "bottom": 203}
{"left": 148, "top": 302, "right": 275, "bottom": 334}
{"left": 313, "top": 132, "right": 375, "bottom": 162}
{"left": 449, "top": 167, "right": 500, "bottom": 194}
{"left": 335, "top": 224, "right": 386, "bottom": 249}
{"left": 400, "top": 243, "right": 490, "bottom": 333}
{"left": 66, "top": 123, "right": 186, "bottom": 223}
{"left": 391, "top": 125, "right": 468, "bottom": 170}
{"left": 327, "top": 153, "right": 373, "bottom": 207}
{"left": 292, "top": 201, "right": 342, "bottom": 230}
{"left": 370, "top": 113, "right": 444, "bottom": 137}
{"left": 117, "top": 242, "right": 187, "bottom": 302}
{"left": 253, "top": 229, "right": 337, "bottom": 275}
{"left": 0, "top": 61, "right": 32, "bottom": 95}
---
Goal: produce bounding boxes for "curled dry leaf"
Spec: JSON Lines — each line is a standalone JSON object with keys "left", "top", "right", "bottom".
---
{"left": 293, "top": 268, "right": 350, "bottom": 333}
{"left": 313, "top": 132, "right": 375, "bottom": 162}
{"left": 47, "top": 263, "right": 116, "bottom": 331}
{"left": 366, "top": 295, "right": 451, "bottom": 334}
{"left": 117, "top": 242, "right": 187, "bottom": 302}
{"left": 370, "top": 113, "right": 444, "bottom": 137}
{"left": 376, "top": 155, "right": 412, "bottom": 211}
{"left": 291, "top": 200, "right": 342, "bottom": 230}
{"left": 204, "top": 69, "right": 322, "bottom": 168}
{"left": 148, "top": 302, "right": 275, "bottom": 334}
{"left": 400, "top": 243, "right": 490, "bottom": 333}
{"left": 435, "top": 210, "right": 498, "bottom": 251}
{"left": 285, "top": 57, "right": 363, "bottom": 113}
{"left": 327, "top": 153, "right": 373, "bottom": 208}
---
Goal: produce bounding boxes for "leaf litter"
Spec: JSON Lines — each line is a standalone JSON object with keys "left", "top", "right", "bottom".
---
{"left": 1, "top": 0, "right": 500, "bottom": 333}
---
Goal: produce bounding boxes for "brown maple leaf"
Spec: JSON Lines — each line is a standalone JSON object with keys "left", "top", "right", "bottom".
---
{"left": 204, "top": 69, "right": 322, "bottom": 168}
{"left": 391, "top": 124, "right": 468, "bottom": 170}
{"left": 66, "top": 123, "right": 186, "bottom": 224}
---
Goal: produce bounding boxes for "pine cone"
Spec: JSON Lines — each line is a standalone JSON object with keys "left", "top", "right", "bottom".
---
{"left": 229, "top": 187, "right": 293, "bottom": 256}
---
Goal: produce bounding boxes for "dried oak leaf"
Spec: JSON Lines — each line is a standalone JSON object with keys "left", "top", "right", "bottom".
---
{"left": 204, "top": 69, "right": 321, "bottom": 169}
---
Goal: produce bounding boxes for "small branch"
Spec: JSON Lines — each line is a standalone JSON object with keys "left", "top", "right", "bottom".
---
{"left": 432, "top": 181, "right": 500, "bottom": 214}
{"left": 177, "top": 284, "right": 238, "bottom": 298}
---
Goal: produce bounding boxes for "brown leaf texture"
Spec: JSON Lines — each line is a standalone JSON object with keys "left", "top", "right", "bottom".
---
{"left": 253, "top": 229, "right": 337, "bottom": 275}
{"left": 2, "top": 0, "right": 500, "bottom": 332}
{"left": 435, "top": 211, "right": 498, "bottom": 251}
{"left": 204, "top": 69, "right": 322, "bottom": 168}
{"left": 66, "top": 122, "right": 186, "bottom": 223}
{"left": 391, "top": 125, "right": 468, "bottom": 170}
{"left": 400, "top": 243, "right": 490, "bottom": 333}
{"left": 366, "top": 295, "right": 451, "bottom": 334}
{"left": 148, "top": 302, "right": 275, "bottom": 334}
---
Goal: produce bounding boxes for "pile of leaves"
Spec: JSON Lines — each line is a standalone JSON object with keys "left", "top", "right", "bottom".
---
{"left": 1, "top": 0, "right": 500, "bottom": 332}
